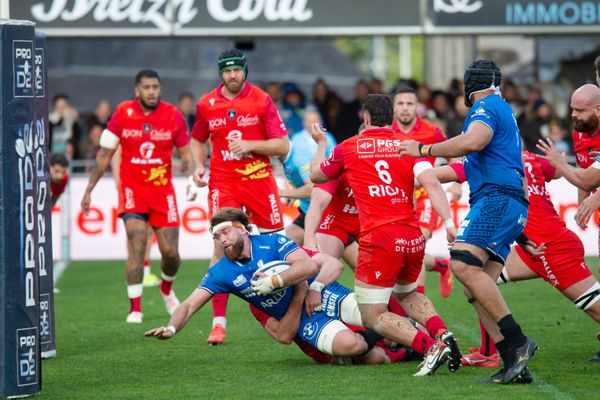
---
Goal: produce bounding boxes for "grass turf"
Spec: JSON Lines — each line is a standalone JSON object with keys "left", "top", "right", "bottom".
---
{"left": 39, "top": 258, "right": 600, "bottom": 399}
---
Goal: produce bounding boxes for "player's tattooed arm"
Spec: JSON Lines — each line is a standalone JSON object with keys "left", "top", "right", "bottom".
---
{"left": 81, "top": 147, "right": 116, "bottom": 215}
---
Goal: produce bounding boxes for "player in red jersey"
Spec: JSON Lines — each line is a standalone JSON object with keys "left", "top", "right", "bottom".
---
{"left": 310, "top": 94, "right": 460, "bottom": 376}
{"left": 190, "top": 49, "right": 290, "bottom": 344}
{"left": 250, "top": 246, "right": 416, "bottom": 365}
{"left": 392, "top": 86, "right": 459, "bottom": 298}
{"left": 81, "top": 69, "right": 193, "bottom": 324}
{"left": 303, "top": 174, "right": 360, "bottom": 268}
{"left": 435, "top": 152, "right": 600, "bottom": 367}
{"left": 50, "top": 153, "right": 69, "bottom": 206}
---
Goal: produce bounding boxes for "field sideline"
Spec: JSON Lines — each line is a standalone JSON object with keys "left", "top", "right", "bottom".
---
{"left": 40, "top": 259, "right": 600, "bottom": 399}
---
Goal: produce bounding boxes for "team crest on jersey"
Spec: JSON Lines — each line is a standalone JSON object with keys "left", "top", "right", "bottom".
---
{"left": 227, "top": 109, "right": 237, "bottom": 120}
{"left": 143, "top": 123, "right": 151, "bottom": 132}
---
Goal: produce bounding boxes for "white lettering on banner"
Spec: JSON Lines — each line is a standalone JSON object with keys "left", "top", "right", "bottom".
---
{"left": 433, "top": 0, "right": 483, "bottom": 14}
{"left": 35, "top": 118, "right": 48, "bottom": 278}
{"left": 31, "top": 0, "right": 198, "bottom": 32}
{"left": 207, "top": 0, "right": 313, "bottom": 23}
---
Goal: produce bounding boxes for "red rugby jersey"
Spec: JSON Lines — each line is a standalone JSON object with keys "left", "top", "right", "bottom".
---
{"left": 320, "top": 128, "right": 428, "bottom": 233}
{"left": 191, "top": 82, "right": 287, "bottom": 181}
{"left": 315, "top": 173, "right": 358, "bottom": 217}
{"left": 572, "top": 128, "right": 600, "bottom": 168}
{"left": 50, "top": 173, "right": 69, "bottom": 203}
{"left": 106, "top": 99, "right": 188, "bottom": 187}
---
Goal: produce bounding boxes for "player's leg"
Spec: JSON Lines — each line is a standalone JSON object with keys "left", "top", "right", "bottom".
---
{"left": 142, "top": 231, "right": 159, "bottom": 287}
{"left": 284, "top": 211, "right": 305, "bottom": 245}
{"left": 123, "top": 214, "right": 150, "bottom": 323}
{"left": 341, "top": 241, "right": 358, "bottom": 271}
{"left": 498, "top": 247, "right": 540, "bottom": 284}
{"left": 153, "top": 226, "right": 181, "bottom": 315}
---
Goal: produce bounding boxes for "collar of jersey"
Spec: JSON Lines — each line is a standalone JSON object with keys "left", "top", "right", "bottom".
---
{"left": 392, "top": 116, "right": 422, "bottom": 136}
{"left": 359, "top": 127, "right": 395, "bottom": 136}
{"left": 216, "top": 81, "right": 252, "bottom": 101}
{"left": 133, "top": 97, "right": 162, "bottom": 115}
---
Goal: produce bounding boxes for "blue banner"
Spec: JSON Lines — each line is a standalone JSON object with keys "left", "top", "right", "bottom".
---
{"left": 35, "top": 31, "right": 56, "bottom": 360}
{"left": 0, "top": 20, "right": 42, "bottom": 398}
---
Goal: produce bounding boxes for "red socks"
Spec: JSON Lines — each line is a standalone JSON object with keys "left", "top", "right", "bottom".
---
{"left": 425, "top": 316, "right": 447, "bottom": 338}
{"left": 416, "top": 285, "right": 425, "bottom": 294}
{"left": 159, "top": 280, "right": 172, "bottom": 296}
{"left": 432, "top": 257, "right": 449, "bottom": 274}
{"left": 383, "top": 346, "right": 408, "bottom": 363}
{"left": 411, "top": 330, "right": 436, "bottom": 355}
{"left": 212, "top": 293, "right": 230, "bottom": 317}
{"left": 479, "top": 319, "right": 497, "bottom": 356}
{"left": 130, "top": 297, "right": 142, "bottom": 313}
{"left": 388, "top": 296, "right": 406, "bottom": 317}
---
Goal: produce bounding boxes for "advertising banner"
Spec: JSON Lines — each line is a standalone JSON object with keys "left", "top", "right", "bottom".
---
{"left": 53, "top": 176, "right": 600, "bottom": 260}
{"left": 0, "top": 20, "right": 42, "bottom": 398}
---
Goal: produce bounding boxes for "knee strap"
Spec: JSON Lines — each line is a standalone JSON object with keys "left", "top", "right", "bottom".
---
{"left": 574, "top": 282, "right": 600, "bottom": 310}
{"left": 355, "top": 329, "right": 383, "bottom": 354}
{"left": 450, "top": 249, "right": 483, "bottom": 268}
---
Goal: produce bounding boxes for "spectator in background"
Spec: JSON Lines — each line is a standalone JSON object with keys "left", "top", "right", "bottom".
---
{"left": 548, "top": 119, "right": 573, "bottom": 156}
{"left": 335, "top": 79, "right": 369, "bottom": 142}
{"left": 311, "top": 78, "right": 331, "bottom": 128}
{"left": 50, "top": 153, "right": 69, "bottom": 206}
{"left": 177, "top": 92, "right": 196, "bottom": 130}
{"left": 518, "top": 86, "right": 542, "bottom": 126}
{"left": 445, "top": 96, "right": 470, "bottom": 138}
{"left": 447, "top": 78, "right": 463, "bottom": 105}
{"left": 77, "top": 99, "right": 112, "bottom": 169}
{"left": 431, "top": 90, "right": 451, "bottom": 131}
{"left": 502, "top": 80, "right": 523, "bottom": 117}
{"left": 369, "top": 77, "right": 384, "bottom": 94}
{"left": 281, "top": 82, "right": 306, "bottom": 135}
{"left": 520, "top": 99, "right": 554, "bottom": 153}
{"left": 322, "top": 92, "right": 345, "bottom": 135}
{"left": 265, "top": 82, "right": 283, "bottom": 110}
{"left": 49, "top": 94, "right": 81, "bottom": 157}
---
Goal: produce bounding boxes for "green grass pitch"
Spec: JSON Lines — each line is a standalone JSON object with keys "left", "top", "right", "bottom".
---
{"left": 39, "top": 258, "right": 600, "bottom": 399}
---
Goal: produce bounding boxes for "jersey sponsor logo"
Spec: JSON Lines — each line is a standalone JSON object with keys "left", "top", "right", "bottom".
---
{"left": 150, "top": 129, "right": 172, "bottom": 141}
{"left": 269, "top": 193, "right": 282, "bottom": 226}
{"left": 127, "top": 108, "right": 134, "bottom": 117}
{"left": 472, "top": 106, "right": 489, "bottom": 119}
{"left": 321, "top": 289, "right": 341, "bottom": 318}
{"left": 342, "top": 204, "right": 358, "bottom": 214}
{"left": 319, "top": 214, "right": 335, "bottom": 230}
{"left": 237, "top": 114, "right": 260, "bottom": 128}
{"left": 209, "top": 98, "right": 216, "bottom": 106}
{"left": 302, "top": 322, "right": 318, "bottom": 340}
{"left": 209, "top": 117, "right": 227, "bottom": 129}
{"left": 233, "top": 274, "right": 247, "bottom": 287}
{"left": 124, "top": 187, "right": 135, "bottom": 209}
{"left": 166, "top": 195, "right": 178, "bottom": 222}
{"left": 394, "top": 236, "right": 425, "bottom": 253}
{"left": 375, "top": 271, "right": 382, "bottom": 279}
{"left": 140, "top": 142, "right": 155, "bottom": 159}
{"left": 260, "top": 290, "right": 287, "bottom": 308}
{"left": 258, "top": 245, "right": 271, "bottom": 250}
{"left": 227, "top": 109, "right": 237, "bottom": 120}
{"left": 122, "top": 129, "right": 144, "bottom": 138}
{"left": 357, "top": 138, "right": 375, "bottom": 154}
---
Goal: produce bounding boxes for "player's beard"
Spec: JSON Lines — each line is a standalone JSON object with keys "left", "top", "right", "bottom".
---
{"left": 140, "top": 95, "right": 159, "bottom": 111}
{"left": 224, "top": 238, "right": 244, "bottom": 261}
{"left": 224, "top": 79, "right": 243, "bottom": 95}
{"left": 573, "top": 114, "right": 599, "bottom": 134}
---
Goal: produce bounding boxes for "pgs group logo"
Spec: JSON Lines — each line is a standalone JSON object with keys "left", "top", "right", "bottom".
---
{"left": 16, "top": 327, "right": 38, "bottom": 386}
{"left": 13, "top": 40, "right": 34, "bottom": 98}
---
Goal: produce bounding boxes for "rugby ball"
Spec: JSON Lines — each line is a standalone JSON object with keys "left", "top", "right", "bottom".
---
{"left": 253, "top": 260, "right": 291, "bottom": 292}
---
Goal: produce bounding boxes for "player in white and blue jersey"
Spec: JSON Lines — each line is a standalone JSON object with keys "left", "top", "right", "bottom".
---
{"left": 399, "top": 60, "right": 538, "bottom": 384}
{"left": 145, "top": 208, "right": 385, "bottom": 359}
{"left": 280, "top": 110, "right": 336, "bottom": 243}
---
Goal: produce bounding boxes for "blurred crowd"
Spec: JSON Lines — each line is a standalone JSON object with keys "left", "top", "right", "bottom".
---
{"left": 50, "top": 76, "right": 575, "bottom": 172}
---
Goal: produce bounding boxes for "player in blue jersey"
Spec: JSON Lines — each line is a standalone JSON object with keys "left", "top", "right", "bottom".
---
{"left": 280, "top": 110, "right": 336, "bottom": 244}
{"left": 145, "top": 208, "right": 389, "bottom": 359}
{"left": 399, "top": 60, "right": 538, "bottom": 384}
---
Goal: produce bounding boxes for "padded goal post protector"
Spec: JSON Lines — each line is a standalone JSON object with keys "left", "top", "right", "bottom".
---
{"left": 35, "top": 31, "right": 56, "bottom": 360}
{"left": 0, "top": 20, "right": 42, "bottom": 398}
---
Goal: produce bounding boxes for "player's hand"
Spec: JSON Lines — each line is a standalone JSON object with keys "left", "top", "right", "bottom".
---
{"left": 227, "top": 138, "right": 254, "bottom": 155}
{"left": 304, "top": 289, "right": 322, "bottom": 316}
{"left": 536, "top": 138, "right": 567, "bottom": 168}
{"left": 251, "top": 275, "right": 276, "bottom": 295}
{"left": 80, "top": 192, "right": 91, "bottom": 216}
{"left": 308, "top": 123, "right": 327, "bottom": 144}
{"left": 397, "top": 140, "right": 422, "bottom": 157}
{"left": 192, "top": 166, "right": 208, "bottom": 188}
{"left": 186, "top": 176, "right": 198, "bottom": 201}
{"left": 575, "top": 193, "right": 600, "bottom": 229}
{"left": 144, "top": 326, "right": 175, "bottom": 340}
{"left": 519, "top": 240, "right": 546, "bottom": 257}
{"left": 446, "top": 226, "right": 457, "bottom": 247}
{"left": 303, "top": 237, "right": 319, "bottom": 252}
{"left": 446, "top": 182, "right": 462, "bottom": 202}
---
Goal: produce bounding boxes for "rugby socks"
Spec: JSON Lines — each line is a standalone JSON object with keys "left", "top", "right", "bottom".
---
{"left": 411, "top": 330, "right": 436, "bottom": 355}
{"left": 127, "top": 284, "right": 143, "bottom": 313}
{"left": 383, "top": 346, "right": 408, "bottom": 363}
{"left": 425, "top": 316, "right": 447, "bottom": 338}
{"left": 159, "top": 272, "right": 175, "bottom": 296}
{"left": 388, "top": 296, "right": 407, "bottom": 317}
{"left": 495, "top": 339, "right": 510, "bottom": 367}
{"left": 498, "top": 314, "right": 527, "bottom": 349}
{"left": 416, "top": 285, "right": 425, "bottom": 294}
{"left": 143, "top": 259, "right": 151, "bottom": 277}
{"left": 432, "top": 258, "right": 448, "bottom": 274}
{"left": 479, "top": 319, "right": 497, "bottom": 356}
{"left": 212, "top": 293, "right": 230, "bottom": 320}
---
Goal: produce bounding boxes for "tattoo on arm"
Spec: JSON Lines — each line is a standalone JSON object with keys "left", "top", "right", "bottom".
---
{"left": 86, "top": 148, "right": 114, "bottom": 193}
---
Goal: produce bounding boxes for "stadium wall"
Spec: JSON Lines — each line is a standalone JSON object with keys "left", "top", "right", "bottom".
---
{"left": 53, "top": 176, "right": 600, "bottom": 260}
